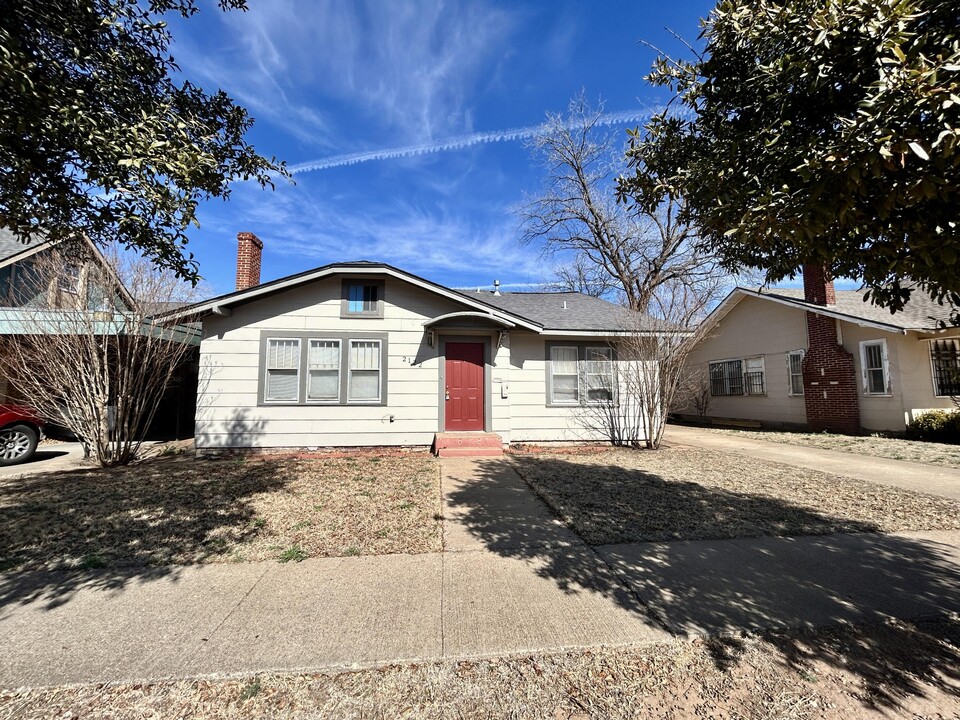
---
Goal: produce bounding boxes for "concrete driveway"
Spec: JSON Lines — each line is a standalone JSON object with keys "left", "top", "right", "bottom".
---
{"left": 664, "top": 423, "right": 960, "bottom": 502}
{"left": 0, "top": 441, "right": 88, "bottom": 478}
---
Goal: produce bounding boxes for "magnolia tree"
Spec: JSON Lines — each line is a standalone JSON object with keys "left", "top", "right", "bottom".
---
{"left": 0, "top": 239, "right": 201, "bottom": 465}
{"left": 578, "top": 281, "right": 712, "bottom": 449}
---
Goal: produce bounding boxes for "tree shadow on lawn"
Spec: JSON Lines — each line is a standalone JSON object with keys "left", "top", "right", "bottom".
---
{"left": 446, "top": 455, "right": 960, "bottom": 713}
{"left": 0, "top": 455, "right": 293, "bottom": 614}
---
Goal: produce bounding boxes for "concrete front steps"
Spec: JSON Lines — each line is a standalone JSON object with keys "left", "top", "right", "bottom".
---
{"left": 433, "top": 432, "right": 504, "bottom": 457}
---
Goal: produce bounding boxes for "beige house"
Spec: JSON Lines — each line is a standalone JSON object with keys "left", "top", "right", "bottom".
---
{"left": 683, "top": 270, "right": 958, "bottom": 433}
{"left": 166, "top": 234, "right": 650, "bottom": 453}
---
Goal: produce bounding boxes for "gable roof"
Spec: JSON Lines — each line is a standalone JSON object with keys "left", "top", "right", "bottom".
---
{"left": 158, "top": 260, "right": 648, "bottom": 335}
{"left": 706, "top": 286, "right": 955, "bottom": 335}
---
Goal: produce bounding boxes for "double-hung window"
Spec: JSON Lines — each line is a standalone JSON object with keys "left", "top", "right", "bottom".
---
{"left": 58, "top": 263, "right": 81, "bottom": 295}
{"left": 261, "top": 332, "right": 387, "bottom": 405}
{"left": 265, "top": 338, "right": 301, "bottom": 402}
{"left": 786, "top": 350, "right": 805, "bottom": 396}
{"left": 709, "top": 359, "right": 743, "bottom": 396}
{"left": 348, "top": 340, "right": 382, "bottom": 402}
{"left": 860, "top": 339, "right": 890, "bottom": 395}
{"left": 585, "top": 347, "right": 614, "bottom": 403}
{"left": 307, "top": 340, "right": 340, "bottom": 402}
{"left": 930, "top": 339, "right": 960, "bottom": 397}
{"left": 550, "top": 346, "right": 580, "bottom": 404}
{"left": 743, "top": 356, "right": 766, "bottom": 395}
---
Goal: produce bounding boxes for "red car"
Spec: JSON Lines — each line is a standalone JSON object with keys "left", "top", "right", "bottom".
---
{"left": 0, "top": 405, "right": 43, "bottom": 466}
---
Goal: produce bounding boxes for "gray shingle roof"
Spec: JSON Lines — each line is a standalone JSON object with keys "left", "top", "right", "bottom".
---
{"left": 750, "top": 287, "right": 953, "bottom": 331}
{"left": 458, "top": 290, "right": 644, "bottom": 332}
{"left": 0, "top": 228, "right": 40, "bottom": 263}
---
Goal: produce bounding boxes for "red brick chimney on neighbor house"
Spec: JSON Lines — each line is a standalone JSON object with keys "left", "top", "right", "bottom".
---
{"left": 801, "top": 264, "right": 860, "bottom": 434}
{"left": 236, "top": 232, "right": 263, "bottom": 291}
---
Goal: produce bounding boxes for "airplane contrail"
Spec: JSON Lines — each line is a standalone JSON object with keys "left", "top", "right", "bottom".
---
{"left": 287, "top": 108, "right": 660, "bottom": 175}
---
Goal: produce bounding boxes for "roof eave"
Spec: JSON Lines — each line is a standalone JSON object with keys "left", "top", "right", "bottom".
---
{"left": 158, "top": 263, "right": 544, "bottom": 332}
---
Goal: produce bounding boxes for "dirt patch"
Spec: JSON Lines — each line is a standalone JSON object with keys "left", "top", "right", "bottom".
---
{"left": 708, "top": 427, "right": 960, "bottom": 469}
{"left": 3, "top": 617, "right": 956, "bottom": 719}
{"left": 0, "top": 455, "right": 441, "bottom": 571}
{"left": 510, "top": 446, "right": 960, "bottom": 545}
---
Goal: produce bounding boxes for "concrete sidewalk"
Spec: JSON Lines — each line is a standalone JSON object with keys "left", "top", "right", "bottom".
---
{"left": 2, "top": 457, "right": 959, "bottom": 688}
{"left": 665, "top": 424, "right": 960, "bottom": 501}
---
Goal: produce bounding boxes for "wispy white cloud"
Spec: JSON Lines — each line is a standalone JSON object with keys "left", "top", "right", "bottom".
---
{"left": 287, "top": 108, "right": 660, "bottom": 174}
{"left": 188, "top": 0, "right": 517, "bottom": 147}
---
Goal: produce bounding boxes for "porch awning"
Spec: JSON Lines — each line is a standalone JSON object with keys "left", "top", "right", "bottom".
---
{"left": 423, "top": 311, "right": 516, "bottom": 329}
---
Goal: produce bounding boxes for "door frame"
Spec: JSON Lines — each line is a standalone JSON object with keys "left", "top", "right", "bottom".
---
{"left": 438, "top": 334, "right": 493, "bottom": 432}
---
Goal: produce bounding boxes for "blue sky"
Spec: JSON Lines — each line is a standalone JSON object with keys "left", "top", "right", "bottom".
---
{"left": 169, "top": 0, "right": 718, "bottom": 296}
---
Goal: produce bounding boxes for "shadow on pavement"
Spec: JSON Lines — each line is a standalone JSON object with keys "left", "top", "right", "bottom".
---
{"left": 446, "top": 455, "right": 960, "bottom": 713}
{"left": 0, "top": 454, "right": 290, "bottom": 615}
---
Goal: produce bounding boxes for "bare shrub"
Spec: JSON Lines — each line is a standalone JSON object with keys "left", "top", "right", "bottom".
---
{"left": 0, "top": 237, "right": 201, "bottom": 465}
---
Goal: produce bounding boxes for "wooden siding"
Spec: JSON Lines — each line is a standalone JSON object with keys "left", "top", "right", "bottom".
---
{"left": 685, "top": 295, "right": 809, "bottom": 426}
{"left": 196, "top": 273, "right": 636, "bottom": 447}
{"left": 197, "top": 276, "right": 458, "bottom": 448}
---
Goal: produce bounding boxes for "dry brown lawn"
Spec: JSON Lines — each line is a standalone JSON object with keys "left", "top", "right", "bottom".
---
{"left": 0, "top": 454, "right": 441, "bottom": 571}
{"left": 708, "top": 426, "right": 960, "bottom": 468}
{"left": 510, "top": 446, "right": 960, "bottom": 545}
{"left": 3, "top": 617, "right": 957, "bottom": 720}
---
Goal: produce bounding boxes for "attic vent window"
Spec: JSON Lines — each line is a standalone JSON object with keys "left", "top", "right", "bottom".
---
{"left": 341, "top": 279, "right": 384, "bottom": 319}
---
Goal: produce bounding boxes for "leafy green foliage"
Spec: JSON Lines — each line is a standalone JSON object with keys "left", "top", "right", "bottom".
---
{"left": 0, "top": 0, "right": 288, "bottom": 283}
{"left": 620, "top": 0, "right": 960, "bottom": 311}
{"left": 906, "top": 409, "right": 960, "bottom": 444}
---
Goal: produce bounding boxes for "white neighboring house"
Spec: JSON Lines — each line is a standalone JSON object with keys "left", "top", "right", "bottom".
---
{"left": 162, "top": 234, "right": 661, "bottom": 454}
{"left": 681, "top": 269, "right": 958, "bottom": 433}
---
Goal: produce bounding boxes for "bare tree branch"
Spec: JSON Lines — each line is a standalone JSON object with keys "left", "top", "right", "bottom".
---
{"left": 520, "top": 94, "right": 726, "bottom": 314}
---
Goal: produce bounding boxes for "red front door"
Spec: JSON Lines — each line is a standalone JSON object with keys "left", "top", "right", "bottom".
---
{"left": 445, "top": 342, "right": 484, "bottom": 431}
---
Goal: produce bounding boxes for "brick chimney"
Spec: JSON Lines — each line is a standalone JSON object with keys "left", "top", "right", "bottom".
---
{"left": 800, "top": 264, "right": 860, "bottom": 433}
{"left": 236, "top": 232, "right": 263, "bottom": 291}
{"left": 802, "top": 264, "right": 836, "bottom": 306}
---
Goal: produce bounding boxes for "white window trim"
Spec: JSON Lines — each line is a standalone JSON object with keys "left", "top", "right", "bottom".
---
{"left": 264, "top": 337, "right": 301, "bottom": 404}
{"left": 859, "top": 339, "right": 892, "bottom": 396}
{"left": 306, "top": 338, "right": 341, "bottom": 404}
{"left": 786, "top": 350, "right": 805, "bottom": 397}
{"left": 58, "top": 263, "right": 82, "bottom": 295}
{"left": 549, "top": 345, "right": 580, "bottom": 405}
{"left": 348, "top": 338, "right": 383, "bottom": 404}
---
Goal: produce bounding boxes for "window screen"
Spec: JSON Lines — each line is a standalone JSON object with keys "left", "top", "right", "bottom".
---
{"left": 787, "top": 351, "right": 804, "bottom": 396}
{"left": 863, "top": 341, "right": 887, "bottom": 394}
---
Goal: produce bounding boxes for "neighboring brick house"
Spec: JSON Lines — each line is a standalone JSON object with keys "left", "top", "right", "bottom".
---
{"left": 681, "top": 267, "right": 958, "bottom": 433}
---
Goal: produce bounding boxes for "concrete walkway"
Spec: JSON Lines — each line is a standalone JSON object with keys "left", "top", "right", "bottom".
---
{"left": 2, "top": 457, "right": 959, "bottom": 688}
{"left": 665, "top": 424, "right": 960, "bottom": 501}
